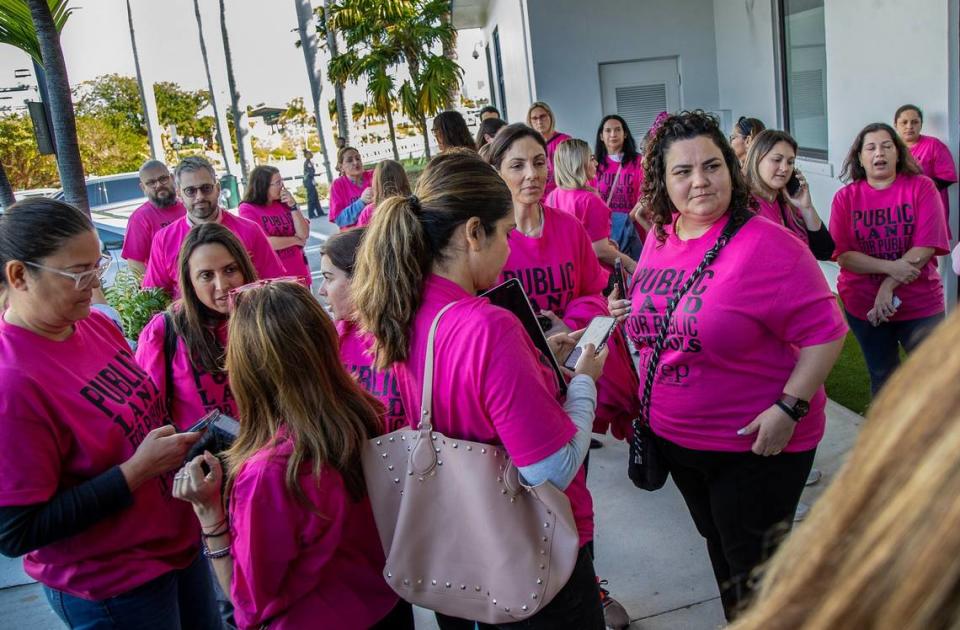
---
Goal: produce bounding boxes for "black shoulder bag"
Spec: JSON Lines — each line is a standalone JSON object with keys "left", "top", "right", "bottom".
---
{"left": 628, "top": 215, "right": 752, "bottom": 490}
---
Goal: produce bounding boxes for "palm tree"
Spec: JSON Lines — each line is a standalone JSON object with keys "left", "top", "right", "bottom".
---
{"left": 191, "top": 0, "right": 237, "bottom": 175}
{"left": 218, "top": 0, "right": 253, "bottom": 180}
{"left": 328, "top": 44, "right": 400, "bottom": 160}
{"left": 1, "top": 0, "right": 88, "bottom": 214}
{"left": 0, "top": 162, "right": 14, "bottom": 209}
{"left": 125, "top": 0, "right": 163, "bottom": 161}
{"left": 294, "top": 0, "right": 333, "bottom": 182}
{"left": 320, "top": 0, "right": 349, "bottom": 145}
{"left": 440, "top": 9, "right": 459, "bottom": 110}
{"left": 351, "top": 101, "right": 364, "bottom": 125}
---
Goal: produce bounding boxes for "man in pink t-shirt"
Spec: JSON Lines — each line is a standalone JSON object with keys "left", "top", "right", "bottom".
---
{"left": 142, "top": 157, "right": 285, "bottom": 298}
{"left": 121, "top": 160, "right": 187, "bottom": 275}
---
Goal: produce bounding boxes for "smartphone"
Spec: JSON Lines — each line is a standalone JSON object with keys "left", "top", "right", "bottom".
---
{"left": 185, "top": 409, "right": 219, "bottom": 434}
{"left": 536, "top": 314, "right": 552, "bottom": 332}
{"left": 785, "top": 171, "right": 802, "bottom": 196}
{"left": 613, "top": 259, "right": 628, "bottom": 299}
{"left": 892, "top": 296, "right": 902, "bottom": 309}
{"left": 563, "top": 316, "right": 617, "bottom": 370}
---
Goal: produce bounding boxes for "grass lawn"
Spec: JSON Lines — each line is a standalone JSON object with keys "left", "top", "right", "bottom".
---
{"left": 824, "top": 331, "right": 872, "bottom": 415}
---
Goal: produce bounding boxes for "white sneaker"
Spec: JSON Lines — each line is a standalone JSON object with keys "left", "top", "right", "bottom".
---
{"left": 794, "top": 501, "right": 810, "bottom": 522}
{"left": 805, "top": 468, "right": 822, "bottom": 486}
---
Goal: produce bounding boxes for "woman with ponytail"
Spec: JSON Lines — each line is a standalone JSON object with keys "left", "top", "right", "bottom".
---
{"left": 353, "top": 151, "right": 608, "bottom": 630}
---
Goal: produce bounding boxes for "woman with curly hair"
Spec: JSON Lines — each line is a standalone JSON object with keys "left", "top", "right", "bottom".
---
{"left": 609, "top": 110, "right": 846, "bottom": 620}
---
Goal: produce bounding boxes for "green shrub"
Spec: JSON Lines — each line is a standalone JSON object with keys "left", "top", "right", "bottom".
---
{"left": 104, "top": 267, "right": 171, "bottom": 340}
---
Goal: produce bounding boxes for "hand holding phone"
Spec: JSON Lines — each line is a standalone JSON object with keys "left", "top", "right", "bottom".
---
{"left": 613, "top": 259, "right": 628, "bottom": 301}
{"left": 563, "top": 316, "right": 617, "bottom": 370}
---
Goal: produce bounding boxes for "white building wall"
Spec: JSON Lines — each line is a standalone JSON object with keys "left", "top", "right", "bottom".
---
{"left": 480, "top": 0, "right": 535, "bottom": 122}
{"left": 522, "top": 0, "right": 721, "bottom": 143}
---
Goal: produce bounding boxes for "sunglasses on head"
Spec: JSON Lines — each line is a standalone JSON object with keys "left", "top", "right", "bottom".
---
{"left": 226, "top": 276, "right": 307, "bottom": 310}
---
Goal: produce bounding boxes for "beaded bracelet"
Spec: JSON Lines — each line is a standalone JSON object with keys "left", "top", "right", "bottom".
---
{"left": 202, "top": 542, "right": 231, "bottom": 559}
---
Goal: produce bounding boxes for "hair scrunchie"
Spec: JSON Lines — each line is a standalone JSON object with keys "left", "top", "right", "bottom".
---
{"left": 407, "top": 195, "right": 422, "bottom": 213}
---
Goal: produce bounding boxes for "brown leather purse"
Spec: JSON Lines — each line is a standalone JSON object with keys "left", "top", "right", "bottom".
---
{"left": 361, "top": 302, "right": 580, "bottom": 623}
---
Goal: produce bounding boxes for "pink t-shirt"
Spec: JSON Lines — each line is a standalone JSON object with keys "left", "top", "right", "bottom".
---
{"left": 545, "top": 187, "right": 613, "bottom": 243}
{"left": 121, "top": 200, "right": 187, "bottom": 264}
{"left": 594, "top": 155, "right": 644, "bottom": 214}
{"left": 625, "top": 215, "right": 847, "bottom": 453}
{"left": 543, "top": 131, "right": 572, "bottom": 199}
{"left": 830, "top": 175, "right": 950, "bottom": 321}
{"left": 355, "top": 203, "right": 376, "bottom": 227}
{"left": 229, "top": 435, "right": 398, "bottom": 629}
{"left": 142, "top": 210, "right": 286, "bottom": 298}
{"left": 329, "top": 171, "right": 373, "bottom": 225}
{"left": 910, "top": 134, "right": 957, "bottom": 237}
{"left": 336, "top": 319, "right": 407, "bottom": 433}
{"left": 0, "top": 310, "right": 197, "bottom": 600}
{"left": 135, "top": 312, "right": 236, "bottom": 431}
{"left": 752, "top": 194, "right": 810, "bottom": 246}
{"left": 238, "top": 201, "right": 311, "bottom": 285}
{"left": 499, "top": 205, "right": 638, "bottom": 439}
{"left": 393, "top": 274, "right": 594, "bottom": 547}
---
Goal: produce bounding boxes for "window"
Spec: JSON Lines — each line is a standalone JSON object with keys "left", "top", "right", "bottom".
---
{"left": 493, "top": 27, "right": 507, "bottom": 121}
{"left": 103, "top": 176, "right": 144, "bottom": 205}
{"left": 778, "top": 0, "right": 827, "bottom": 159}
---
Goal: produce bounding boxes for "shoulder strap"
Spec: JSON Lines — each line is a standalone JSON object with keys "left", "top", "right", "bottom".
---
{"left": 162, "top": 311, "right": 177, "bottom": 417}
{"left": 419, "top": 301, "right": 460, "bottom": 430}
{"left": 635, "top": 215, "right": 753, "bottom": 428}
{"left": 605, "top": 163, "right": 624, "bottom": 206}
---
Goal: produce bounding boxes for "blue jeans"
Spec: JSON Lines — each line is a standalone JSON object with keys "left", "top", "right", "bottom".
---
{"left": 611, "top": 212, "right": 642, "bottom": 261}
{"left": 43, "top": 553, "right": 222, "bottom": 630}
{"left": 845, "top": 309, "right": 944, "bottom": 395}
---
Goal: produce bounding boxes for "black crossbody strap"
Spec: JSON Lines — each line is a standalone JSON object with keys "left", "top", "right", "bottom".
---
{"left": 635, "top": 215, "right": 752, "bottom": 430}
{"left": 162, "top": 311, "right": 177, "bottom": 418}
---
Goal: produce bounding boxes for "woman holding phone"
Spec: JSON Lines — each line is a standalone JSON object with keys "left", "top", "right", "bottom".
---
{"left": 743, "top": 130, "right": 834, "bottom": 260}
{"left": 0, "top": 198, "right": 218, "bottom": 628}
{"left": 239, "top": 165, "right": 311, "bottom": 285}
{"left": 353, "top": 150, "right": 608, "bottom": 629}
{"left": 173, "top": 281, "right": 412, "bottom": 629}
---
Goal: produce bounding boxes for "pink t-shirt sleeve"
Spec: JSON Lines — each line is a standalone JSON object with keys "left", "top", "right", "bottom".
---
{"left": 927, "top": 138, "right": 958, "bottom": 183}
{"left": 581, "top": 193, "right": 613, "bottom": 243}
{"left": 0, "top": 369, "right": 62, "bottom": 504}
{"left": 142, "top": 231, "right": 174, "bottom": 293}
{"left": 237, "top": 202, "right": 257, "bottom": 223}
{"left": 135, "top": 314, "right": 167, "bottom": 403}
{"left": 476, "top": 312, "right": 576, "bottom": 467}
{"left": 355, "top": 203, "right": 375, "bottom": 227}
{"left": 828, "top": 188, "right": 855, "bottom": 259}
{"left": 121, "top": 209, "right": 152, "bottom": 263}
{"left": 911, "top": 176, "right": 950, "bottom": 254}
{"left": 328, "top": 178, "right": 352, "bottom": 222}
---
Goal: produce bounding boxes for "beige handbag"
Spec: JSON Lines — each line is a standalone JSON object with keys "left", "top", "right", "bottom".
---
{"left": 361, "top": 302, "right": 581, "bottom": 624}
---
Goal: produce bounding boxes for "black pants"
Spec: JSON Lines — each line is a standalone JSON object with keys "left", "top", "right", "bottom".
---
{"left": 435, "top": 545, "right": 604, "bottom": 630}
{"left": 656, "top": 437, "right": 815, "bottom": 621}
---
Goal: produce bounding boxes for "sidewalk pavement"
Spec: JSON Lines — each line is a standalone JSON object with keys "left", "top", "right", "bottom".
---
{"left": 0, "top": 402, "right": 863, "bottom": 629}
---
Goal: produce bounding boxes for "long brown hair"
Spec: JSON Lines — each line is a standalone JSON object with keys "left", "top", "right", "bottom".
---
{"left": 372, "top": 159, "right": 412, "bottom": 206}
{"left": 641, "top": 110, "right": 756, "bottom": 243}
{"left": 172, "top": 223, "right": 257, "bottom": 374}
{"left": 743, "top": 129, "right": 798, "bottom": 205}
{"left": 242, "top": 165, "right": 280, "bottom": 206}
{"left": 839, "top": 122, "right": 922, "bottom": 183}
{"left": 730, "top": 312, "right": 960, "bottom": 630}
{"left": 353, "top": 151, "right": 512, "bottom": 370}
{"left": 224, "top": 281, "right": 383, "bottom": 505}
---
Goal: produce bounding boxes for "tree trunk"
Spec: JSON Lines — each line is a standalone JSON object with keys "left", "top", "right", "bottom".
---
{"left": 441, "top": 12, "right": 460, "bottom": 110}
{"left": 385, "top": 107, "right": 400, "bottom": 161}
{"left": 218, "top": 0, "right": 254, "bottom": 182}
{"left": 27, "top": 0, "right": 89, "bottom": 216}
{"left": 126, "top": 0, "right": 163, "bottom": 161}
{"left": 294, "top": 0, "right": 334, "bottom": 184}
{"left": 321, "top": 0, "right": 349, "bottom": 145}
{"left": 0, "top": 161, "right": 15, "bottom": 210}
{"left": 192, "top": 0, "right": 237, "bottom": 176}
{"left": 420, "top": 116, "right": 431, "bottom": 159}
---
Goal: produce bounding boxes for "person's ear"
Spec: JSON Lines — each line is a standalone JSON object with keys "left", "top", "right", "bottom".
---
{"left": 4, "top": 260, "right": 29, "bottom": 291}
{"left": 464, "top": 216, "right": 484, "bottom": 252}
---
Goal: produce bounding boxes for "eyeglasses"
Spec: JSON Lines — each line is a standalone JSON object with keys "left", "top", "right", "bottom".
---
{"left": 24, "top": 255, "right": 112, "bottom": 290}
{"left": 181, "top": 183, "right": 217, "bottom": 198}
{"left": 142, "top": 174, "right": 172, "bottom": 188}
{"left": 227, "top": 276, "right": 306, "bottom": 310}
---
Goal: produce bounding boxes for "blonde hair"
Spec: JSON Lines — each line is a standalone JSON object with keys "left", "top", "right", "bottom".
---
{"left": 372, "top": 159, "right": 412, "bottom": 206}
{"left": 353, "top": 151, "right": 512, "bottom": 370}
{"left": 526, "top": 101, "right": 556, "bottom": 135}
{"left": 730, "top": 312, "right": 960, "bottom": 630}
{"left": 553, "top": 138, "right": 591, "bottom": 190}
{"left": 224, "top": 282, "right": 383, "bottom": 506}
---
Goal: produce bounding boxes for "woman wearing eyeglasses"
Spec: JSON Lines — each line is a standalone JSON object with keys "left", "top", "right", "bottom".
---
{"left": 0, "top": 199, "right": 220, "bottom": 628}
{"left": 238, "top": 166, "right": 311, "bottom": 286}
{"left": 136, "top": 223, "right": 257, "bottom": 432}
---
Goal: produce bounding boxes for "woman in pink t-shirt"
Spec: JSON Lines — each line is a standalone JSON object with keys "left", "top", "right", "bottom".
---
{"left": 594, "top": 114, "right": 644, "bottom": 258}
{"left": 0, "top": 199, "right": 219, "bottom": 628}
{"left": 432, "top": 110, "right": 477, "bottom": 152}
{"left": 329, "top": 147, "right": 374, "bottom": 228}
{"left": 610, "top": 111, "right": 846, "bottom": 620}
{"left": 743, "top": 129, "right": 834, "bottom": 260}
{"left": 238, "top": 165, "right": 311, "bottom": 285}
{"left": 136, "top": 223, "right": 257, "bottom": 431}
{"left": 895, "top": 104, "right": 957, "bottom": 237}
{"left": 352, "top": 151, "right": 608, "bottom": 630}
{"left": 319, "top": 228, "right": 407, "bottom": 432}
{"left": 174, "top": 281, "right": 410, "bottom": 629}
{"left": 527, "top": 101, "right": 571, "bottom": 199}
{"left": 830, "top": 122, "right": 950, "bottom": 395}
{"left": 356, "top": 159, "right": 412, "bottom": 228}
{"left": 548, "top": 137, "right": 637, "bottom": 275}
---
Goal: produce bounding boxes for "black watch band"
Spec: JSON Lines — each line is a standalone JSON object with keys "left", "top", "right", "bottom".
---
{"left": 775, "top": 399, "right": 801, "bottom": 422}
